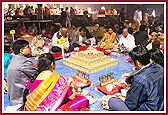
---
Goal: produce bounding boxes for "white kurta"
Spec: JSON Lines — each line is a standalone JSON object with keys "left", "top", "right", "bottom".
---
{"left": 118, "top": 34, "right": 136, "bottom": 49}
{"left": 134, "top": 10, "right": 142, "bottom": 23}
{"left": 52, "top": 31, "right": 70, "bottom": 48}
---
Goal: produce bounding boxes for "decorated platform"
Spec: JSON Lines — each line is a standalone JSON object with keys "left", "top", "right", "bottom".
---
{"left": 68, "top": 70, "right": 92, "bottom": 91}
{"left": 63, "top": 46, "right": 118, "bottom": 73}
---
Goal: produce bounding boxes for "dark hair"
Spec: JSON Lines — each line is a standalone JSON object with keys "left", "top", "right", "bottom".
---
{"left": 128, "top": 27, "right": 133, "bottom": 34}
{"left": 30, "top": 53, "right": 55, "bottom": 83}
{"left": 66, "top": 7, "right": 68, "bottom": 10}
{"left": 118, "top": 27, "right": 123, "bottom": 35}
{"left": 107, "top": 26, "right": 114, "bottom": 31}
{"left": 21, "top": 53, "right": 55, "bottom": 110}
{"left": 61, "top": 8, "right": 64, "bottom": 11}
{"left": 79, "top": 27, "right": 86, "bottom": 32}
{"left": 4, "top": 40, "right": 13, "bottom": 53}
{"left": 31, "top": 53, "right": 55, "bottom": 82}
{"left": 12, "top": 40, "right": 29, "bottom": 55}
{"left": 36, "top": 31, "right": 42, "bottom": 35}
{"left": 37, "top": 53, "right": 55, "bottom": 76}
{"left": 140, "top": 25, "right": 146, "bottom": 31}
{"left": 129, "top": 46, "right": 150, "bottom": 66}
{"left": 149, "top": 48, "right": 164, "bottom": 67}
{"left": 152, "top": 40, "right": 160, "bottom": 49}
{"left": 4, "top": 44, "right": 11, "bottom": 53}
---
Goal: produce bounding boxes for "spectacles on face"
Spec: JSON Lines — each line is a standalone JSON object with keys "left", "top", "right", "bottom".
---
{"left": 123, "top": 31, "right": 128, "bottom": 33}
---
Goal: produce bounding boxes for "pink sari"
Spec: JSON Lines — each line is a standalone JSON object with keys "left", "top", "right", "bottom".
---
{"left": 25, "top": 71, "right": 89, "bottom": 111}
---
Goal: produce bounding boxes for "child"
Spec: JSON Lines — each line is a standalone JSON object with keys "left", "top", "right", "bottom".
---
{"left": 6, "top": 40, "right": 37, "bottom": 106}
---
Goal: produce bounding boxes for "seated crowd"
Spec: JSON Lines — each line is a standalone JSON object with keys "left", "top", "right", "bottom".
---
{"left": 4, "top": 18, "right": 164, "bottom": 111}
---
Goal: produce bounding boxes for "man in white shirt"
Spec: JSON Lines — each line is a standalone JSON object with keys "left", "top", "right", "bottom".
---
{"left": 51, "top": 27, "right": 74, "bottom": 52}
{"left": 134, "top": 7, "right": 142, "bottom": 31}
{"left": 118, "top": 28, "right": 136, "bottom": 52}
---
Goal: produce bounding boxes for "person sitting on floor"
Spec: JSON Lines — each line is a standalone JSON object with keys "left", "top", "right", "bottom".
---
{"left": 15, "top": 25, "right": 27, "bottom": 38}
{"left": 149, "top": 48, "right": 164, "bottom": 68}
{"left": 97, "top": 26, "right": 117, "bottom": 50}
{"left": 6, "top": 40, "right": 37, "bottom": 106}
{"left": 71, "top": 23, "right": 78, "bottom": 36}
{"left": 146, "top": 32, "right": 160, "bottom": 50}
{"left": 108, "top": 46, "right": 164, "bottom": 111}
{"left": 21, "top": 53, "right": 89, "bottom": 111}
{"left": 94, "top": 24, "right": 107, "bottom": 44}
{"left": 27, "top": 23, "right": 38, "bottom": 35}
{"left": 51, "top": 27, "right": 74, "bottom": 53}
{"left": 30, "top": 31, "right": 49, "bottom": 57}
{"left": 44, "top": 24, "right": 56, "bottom": 39}
{"left": 118, "top": 27, "right": 136, "bottom": 52}
{"left": 134, "top": 25, "right": 148, "bottom": 46}
{"left": 71, "top": 27, "right": 91, "bottom": 48}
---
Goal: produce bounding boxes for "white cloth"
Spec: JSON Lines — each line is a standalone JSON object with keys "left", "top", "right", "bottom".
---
{"left": 30, "top": 36, "right": 49, "bottom": 56}
{"left": 146, "top": 42, "right": 152, "bottom": 50}
{"left": 79, "top": 35, "right": 83, "bottom": 44}
{"left": 144, "top": 13, "right": 149, "bottom": 23}
{"left": 89, "top": 37, "right": 96, "bottom": 45}
{"left": 134, "top": 10, "right": 142, "bottom": 23}
{"left": 52, "top": 31, "right": 69, "bottom": 48}
{"left": 118, "top": 34, "right": 136, "bottom": 49}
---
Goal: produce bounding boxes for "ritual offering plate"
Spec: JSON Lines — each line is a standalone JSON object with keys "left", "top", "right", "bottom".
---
{"left": 95, "top": 72, "right": 127, "bottom": 95}
{"left": 68, "top": 76, "right": 92, "bottom": 91}
{"left": 95, "top": 82, "right": 127, "bottom": 95}
{"left": 67, "top": 70, "right": 92, "bottom": 91}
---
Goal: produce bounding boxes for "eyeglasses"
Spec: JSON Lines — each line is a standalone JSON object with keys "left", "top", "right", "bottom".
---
{"left": 123, "top": 31, "right": 128, "bottom": 33}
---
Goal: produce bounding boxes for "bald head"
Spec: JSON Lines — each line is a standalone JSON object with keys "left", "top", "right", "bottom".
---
{"left": 123, "top": 28, "right": 128, "bottom": 38}
{"left": 60, "top": 27, "right": 67, "bottom": 36}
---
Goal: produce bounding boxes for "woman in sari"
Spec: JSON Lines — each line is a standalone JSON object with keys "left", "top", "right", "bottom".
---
{"left": 97, "top": 27, "right": 117, "bottom": 50}
{"left": 22, "top": 53, "right": 89, "bottom": 111}
{"left": 15, "top": 25, "right": 27, "bottom": 38}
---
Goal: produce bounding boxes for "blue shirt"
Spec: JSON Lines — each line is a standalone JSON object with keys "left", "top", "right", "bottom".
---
{"left": 4, "top": 53, "right": 13, "bottom": 76}
{"left": 125, "top": 62, "right": 164, "bottom": 111}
